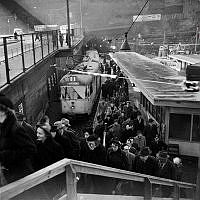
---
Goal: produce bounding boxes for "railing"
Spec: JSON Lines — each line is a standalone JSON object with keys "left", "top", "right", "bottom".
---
{"left": 0, "top": 30, "right": 59, "bottom": 88}
{"left": 0, "top": 159, "right": 196, "bottom": 200}
{"left": 0, "top": 31, "right": 84, "bottom": 89}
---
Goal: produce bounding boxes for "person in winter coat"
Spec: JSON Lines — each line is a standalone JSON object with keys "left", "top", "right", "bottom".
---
{"left": 80, "top": 134, "right": 107, "bottom": 166}
{"left": 133, "top": 130, "right": 146, "bottom": 151}
{"left": 143, "top": 118, "right": 158, "bottom": 146}
{"left": 53, "top": 119, "right": 80, "bottom": 160}
{"left": 79, "top": 135, "right": 107, "bottom": 193}
{"left": 134, "top": 111, "right": 145, "bottom": 132}
{"left": 157, "top": 151, "right": 176, "bottom": 198}
{"left": 149, "top": 134, "right": 167, "bottom": 157}
{"left": 132, "top": 147, "right": 159, "bottom": 176}
{"left": 122, "top": 145, "right": 135, "bottom": 171}
{"left": 34, "top": 122, "right": 64, "bottom": 170}
{"left": 0, "top": 94, "right": 37, "bottom": 184}
{"left": 16, "top": 112, "right": 37, "bottom": 146}
{"left": 107, "top": 140, "right": 129, "bottom": 170}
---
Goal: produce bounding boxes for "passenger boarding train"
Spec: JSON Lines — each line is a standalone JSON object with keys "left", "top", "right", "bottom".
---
{"left": 60, "top": 50, "right": 101, "bottom": 116}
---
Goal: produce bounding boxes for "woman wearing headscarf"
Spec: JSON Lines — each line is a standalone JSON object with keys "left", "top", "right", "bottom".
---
{"left": 0, "top": 94, "right": 37, "bottom": 184}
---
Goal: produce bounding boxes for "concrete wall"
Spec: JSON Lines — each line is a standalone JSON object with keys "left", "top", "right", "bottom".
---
{"left": 1, "top": 55, "right": 56, "bottom": 125}
{"left": 1, "top": 40, "right": 84, "bottom": 125}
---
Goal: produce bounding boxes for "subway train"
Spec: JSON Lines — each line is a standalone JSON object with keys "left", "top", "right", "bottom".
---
{"left": 60, "top": 49, "right": 101, "bottom": 117}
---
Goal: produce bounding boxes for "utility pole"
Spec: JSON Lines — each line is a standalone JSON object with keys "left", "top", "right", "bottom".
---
{"left": 80, "top": 0, "right": 83, "bottom": 36}
{"left": 195, "top": 26, "right": 199, "bottom": 53}
{"left": 163, "top": 30, "right": 166, "bottom": 45}
{"left": 66, "top": 0, "right": 71, "bottom": 48}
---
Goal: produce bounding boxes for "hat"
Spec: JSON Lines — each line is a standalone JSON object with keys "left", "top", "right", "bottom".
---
{"left": 140, "top": 147, "right": 150, "bottom": 157}
{"left": 0, "top": 94, "right": 14, "bottom": 110}
{"left": 16, "top": 112, "right": 25, "bottom": 121}
{"left": 111, "top": 139, "right": 121, "bottom": 146}
{"left": 158, "top": 151, "right": 168, "bottom": 159}
{"left": 36, "top": 122, "right": 51, "bottom": 136}
{"left": 61, "top": 118, "right": 71, "bottom": 126}
{"left": 87, "top": 135, "right": 98, "bottom": 142}
{"left": 54, "top": 121, "right": 65, "bottom": 129}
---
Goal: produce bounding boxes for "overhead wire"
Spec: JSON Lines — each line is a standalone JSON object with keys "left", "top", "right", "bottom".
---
{"left": 112, "top": 0, "right": 149, "bottom": 42}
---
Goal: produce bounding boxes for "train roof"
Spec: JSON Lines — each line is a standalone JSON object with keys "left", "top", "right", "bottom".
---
{"left": 110, "top": 52, "right": 200, "bottom": 108}
{"left": 60, "top": 50, "right": 100, "bottom": 85}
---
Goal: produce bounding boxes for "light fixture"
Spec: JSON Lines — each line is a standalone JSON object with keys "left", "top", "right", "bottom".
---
{"left": 120, "top": 32, "right": 131, "bottom": 51}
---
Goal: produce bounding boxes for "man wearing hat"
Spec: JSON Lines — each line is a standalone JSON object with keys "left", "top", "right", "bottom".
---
{"left": 123, "top": 101, "right": 133, "bottom": 119}
{"left": 157, "top": 151, "right": 176, "bottom": 180}
{"left": 107, "top": 140, "right": 129, "bottom": 170}
{"left": 132, "top": 147, "right": 159, "bottom": 176}
{"left": 157, "top": 151, "right": 176, "bottom": 197}
{"left": 53, "top": 120, "right": 79, "bottom": 160}
{"left": 94, "top": 115, "right": 105, "bottom": 144}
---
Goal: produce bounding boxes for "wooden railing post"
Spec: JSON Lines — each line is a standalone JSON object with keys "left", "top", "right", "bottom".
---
{"left": 173, "top": 184, "right": 179, "bottom": 200}
{"left": 66, "top": 165, "right": 77, "bottom": 200}
{"left": 144, "top": 178, "right": 152, "bottom": 200}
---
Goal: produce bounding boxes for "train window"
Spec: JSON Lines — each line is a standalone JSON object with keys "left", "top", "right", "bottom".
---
{"left": 69, "top": 76, "right": 76, "bottom": 82}
{"left": 169, "top": 113, "right": 191, "bottom": 141}
{"left": 192, "top": 115, "right": 200, "bottom": 142}
{"left": 62, "top": 87, "right": 83, "bottom": 100}
{"left": 90, "top": 83, "right": 93, "bottom": 94}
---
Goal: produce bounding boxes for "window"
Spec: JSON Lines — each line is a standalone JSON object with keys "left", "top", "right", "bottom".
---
{"left": 169, "top": 113, "right": 200, "bottom": 142}
{"left": 62, "top": 87, "right": 82, "bottom": 100}
{"left": 69, "top": 76, "right": 76, "bottom": 82}
{"left": 192, "top": 115, "right": 200, "bottom": 142}
{"left": 169, "top": 113, "right": 191, "bottom": 141}
{"left": 90, "top": 83, "right": 93, "bottom": 94}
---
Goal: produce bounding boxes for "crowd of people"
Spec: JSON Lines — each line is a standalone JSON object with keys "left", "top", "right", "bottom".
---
{"left": 0, "top": 58, "right": 184, "bottom": 197}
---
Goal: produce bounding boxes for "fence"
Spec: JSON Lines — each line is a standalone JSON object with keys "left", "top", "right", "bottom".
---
{"left": 0, "top": 30, "right": 59, "bottom": 88}
{"left": 0, "top": 30, "right": 83, "bottom": 89}
{"left": 0, "top": 159, "right": 196, "bottom": 200}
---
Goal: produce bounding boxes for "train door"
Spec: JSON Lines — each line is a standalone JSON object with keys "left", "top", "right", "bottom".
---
{"left": 47, "top": 65, "right": 59, "bottom": 102}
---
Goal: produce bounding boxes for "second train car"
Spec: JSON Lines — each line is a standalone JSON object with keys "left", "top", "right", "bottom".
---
{"left": 60, "top": 49, "right": 101, "bottom": 117}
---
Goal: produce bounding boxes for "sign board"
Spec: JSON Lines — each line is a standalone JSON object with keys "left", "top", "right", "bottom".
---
{"left": 60, "top": 24, "right": 75, "bottom": 34}
{"left": 34, "top": 25, "right": 59, "bottom": 32}
{"left": 133, "top": 14, "right": 161, "bottom": 22}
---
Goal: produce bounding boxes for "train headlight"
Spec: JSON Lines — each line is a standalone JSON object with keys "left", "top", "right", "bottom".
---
{"left": 71, "top": 102, "right": 75, "bottom": 109}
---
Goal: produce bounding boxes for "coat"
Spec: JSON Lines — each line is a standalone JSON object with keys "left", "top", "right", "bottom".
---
{"left": 132, "top": 155, "right": 159, "bottom": 176}
{"left": 0, "top": 120, "right": 37, "bottom": 183}
{"left": 107, "top": 148, "right": 129, "bottom": 170}
{"left": 80, "top": 141, "right": 107, "bottom": 166}
{"left": 157, "top": 160, "right": 176, "bottom": 180}
{"left": 34, "top": 137, "right": 64, "bottom": 170}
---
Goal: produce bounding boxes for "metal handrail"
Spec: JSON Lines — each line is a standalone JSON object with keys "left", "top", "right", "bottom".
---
{"left": 0, "top": 31, "right": 83, "bottom": 89}
{"left": 0, "top": 159, "right": 196, "bottom": 200}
